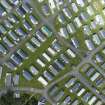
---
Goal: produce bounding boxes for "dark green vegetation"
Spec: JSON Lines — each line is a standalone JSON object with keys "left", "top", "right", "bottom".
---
{"left": 0, "top": 91, "right": 38, "bottom": 105}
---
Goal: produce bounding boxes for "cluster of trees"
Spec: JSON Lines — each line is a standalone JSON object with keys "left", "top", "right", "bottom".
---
{"left": 0, "top": 91, "right": 38, "bottom": 105}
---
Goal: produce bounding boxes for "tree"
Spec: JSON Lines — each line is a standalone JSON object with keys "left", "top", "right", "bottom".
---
{"left": 26, "top": 97, "right": 38, "bottom": 105}
{"left": 0, "top": 91, "right": 38, "bottom": 105}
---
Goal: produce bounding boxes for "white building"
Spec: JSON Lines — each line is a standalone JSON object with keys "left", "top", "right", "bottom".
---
{"left": 38, "top": 76, "right": 48, "bottom": 86}
{"left": 85, "top": 40, "right": 95, "bottom": 51}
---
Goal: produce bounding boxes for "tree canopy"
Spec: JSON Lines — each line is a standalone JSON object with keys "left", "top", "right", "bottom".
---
{"left": 0, "top": 91, "right": 38, "bottom": 105}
